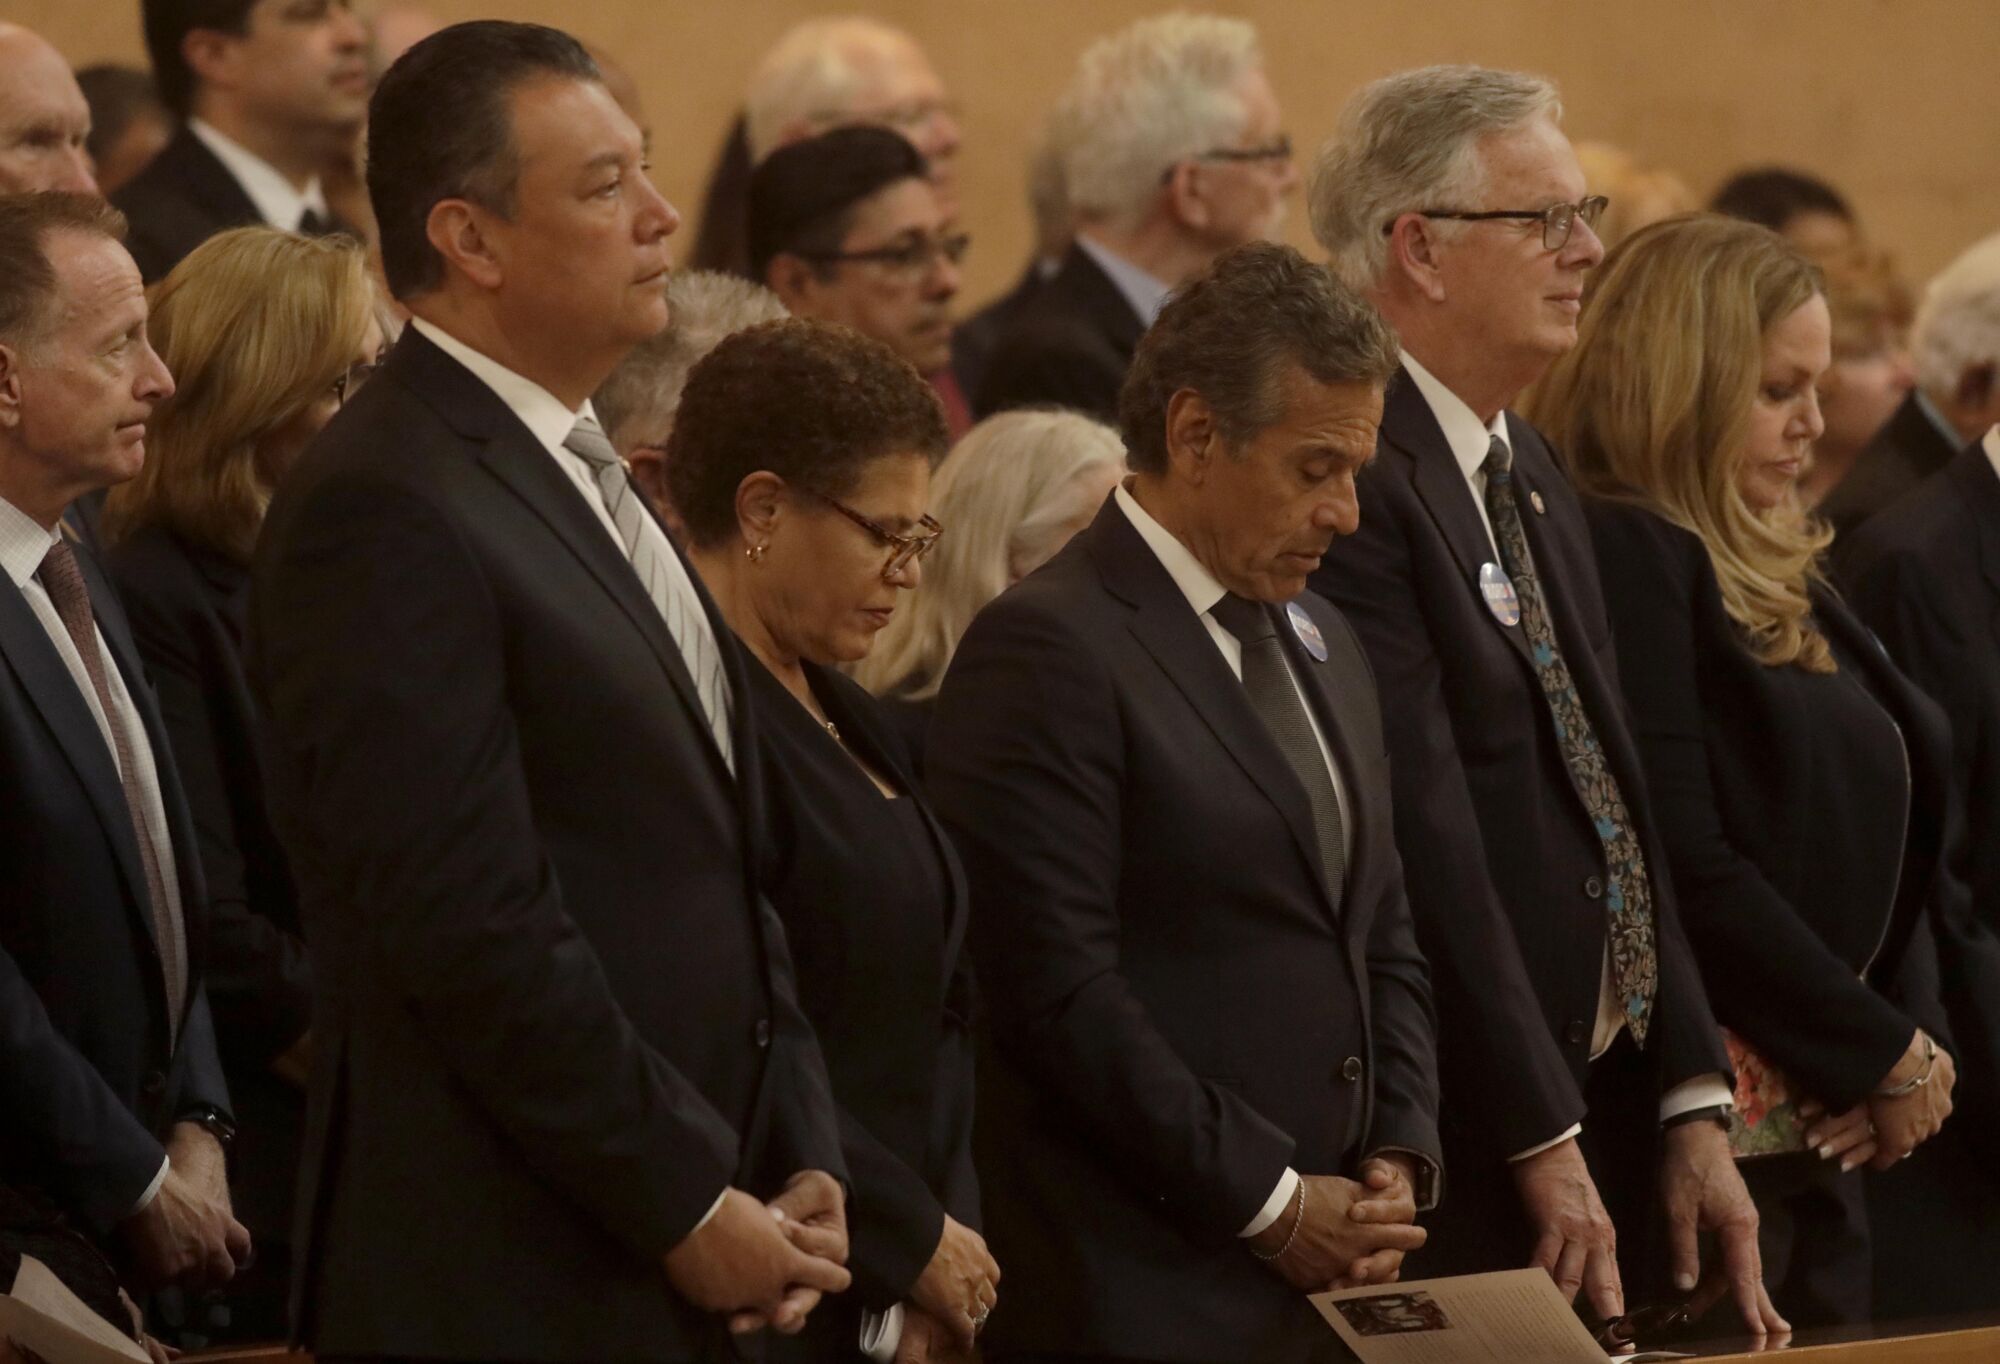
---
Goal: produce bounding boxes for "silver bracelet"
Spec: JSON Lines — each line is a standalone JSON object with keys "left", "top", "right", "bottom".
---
{"left": 1250, "top": 1178, "right": 1307, "bottom": 1263}
{"left": 1876, "top": 1032, "right": 1937, "bottom": 1098}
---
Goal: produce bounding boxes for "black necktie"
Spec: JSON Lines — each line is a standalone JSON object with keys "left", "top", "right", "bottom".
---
{"left": 1210, "top": 593, "right": 1345, "bottom": 911}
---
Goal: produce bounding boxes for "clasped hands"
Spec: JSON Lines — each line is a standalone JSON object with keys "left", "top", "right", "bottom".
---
{"left": 1247, "top": 1155, "right": 1427, "bottom": 1291}
{"left": 1798, "top": 1027, "right": 1955, "bottom": 1175}
{"left": 662, "top": 1169, "right": 850, "bottom": 1336}
{"left": 116, "top": 1121, "right": 252, "bottom": 1292}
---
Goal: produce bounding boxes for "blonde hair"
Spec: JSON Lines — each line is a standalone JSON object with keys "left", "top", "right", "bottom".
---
{"left": 853, "top": 409, "right": 1125, "bottom": 700}
{"left": 102, "top": 227, "right": 375, "bottom": 561}
{"left": 1525, "top": 214, "right": 1834, "bottom": 672}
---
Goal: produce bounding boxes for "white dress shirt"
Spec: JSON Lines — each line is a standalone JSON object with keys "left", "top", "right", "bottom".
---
{"left": 1076, "top": 234, "right": 1174, "bottom": 328}
{"left": 187, "top": 118, "right": 329, "bottom": 232}
{"left": 1982, "top": 423, "right": 2000, "bottom": 480}
{"left": 1399, "top": 352, "right": 1733, "bottom": 1157}
{"left": 0, "top": 496, "right": 185, "bottom": 1214}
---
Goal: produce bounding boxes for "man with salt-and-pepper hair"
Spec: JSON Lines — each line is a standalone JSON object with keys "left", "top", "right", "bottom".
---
{"left": 974, "top": 14, "right": 1298, "bottom": 423}
{"left": 1305, "top": 66, "right": 1785, "bottom": 1338}
{"left": 932, "top": 241, "right": 1441, "bottom": 1364}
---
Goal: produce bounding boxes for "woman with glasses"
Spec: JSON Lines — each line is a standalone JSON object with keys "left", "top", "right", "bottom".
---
{"left": 1525, "top": 215, "right": 1958, "bottom": 1328}
{"left": 666, "top": 318, "right": 999, "bottom": 1362}
{"left": 96, "top": 224, "right": 384, "bottom": 1340}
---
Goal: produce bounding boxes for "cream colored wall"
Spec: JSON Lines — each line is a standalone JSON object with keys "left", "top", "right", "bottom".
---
{"left": 18, "top": 0, "right": 2000, "bottom": 306}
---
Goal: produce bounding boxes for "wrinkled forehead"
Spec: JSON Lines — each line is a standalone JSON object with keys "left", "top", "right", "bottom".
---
{"left": 0, "top": 33, "right": 91, "bottom": 125}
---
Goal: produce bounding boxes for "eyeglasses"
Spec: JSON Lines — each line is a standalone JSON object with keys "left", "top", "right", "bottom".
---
{"left": 1161, "top": 134, "right": 1294, "bottom": 183}
{"left": 1384, "top": 195, "right": 1610, "bottom": 251}
{"left": 808, "top": 489, "right": 943, "bottom": 580}
{"left": 332, "top": 358, "right": 381, "bottom": 407}
{"left": 801, "top": 231, "right": 971, "bottom": 278}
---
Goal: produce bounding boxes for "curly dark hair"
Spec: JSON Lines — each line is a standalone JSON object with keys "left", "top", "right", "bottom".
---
{"left": 666, "top": 318, "right": 949, "bottom": 547}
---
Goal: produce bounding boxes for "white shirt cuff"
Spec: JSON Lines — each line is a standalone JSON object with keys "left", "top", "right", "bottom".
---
{"left": 1509, "top": 1124, "right": 1582, "bottom": 1163}
{"left": 1660, "top": 1073, "right": 1735, "bottom": 1122}
{"left": 860, "top": 1303, "right": 904, "bottom": 1363}
{"left": 1239, "top": 1166, "right": 1300, "bottom": 1237}
{"left": 127, "top": 1154, "right": 171, "bottom": 1219}
{"left": 688, "top": 1188, "right": 728, "bottom": 1236}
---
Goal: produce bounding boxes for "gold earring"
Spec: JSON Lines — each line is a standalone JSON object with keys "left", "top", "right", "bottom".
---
{"left": 746, "top": 542, "right": 768, "bottom": 563}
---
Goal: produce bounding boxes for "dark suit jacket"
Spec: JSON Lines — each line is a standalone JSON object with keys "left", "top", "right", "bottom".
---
{"left": 1586, "top": 500, "right": 1952, "bottom": 1109}
{"left": 1818, "top": 390, "right": 1960, "bottom": 542}
{"left": 971, "top": 244, "right": 1145, "bottom": 422}
{"left": 250, "top": 327, "right": 844, "bottom": 1362}
{"left": 749, "top": 662, "right": 976, "bottom": 1361}
{"left": 929, "top": 495, "right": 1441, "bottom": 1363}
{"left": 0, "top": 535, "right": 231, "bottom": 1237}
{"left": 111, "top": 126, "right": 351, "bottom": 282}
{"left": 1307, "top": 371, "right": 1727, "bottom": 1267}
{"left": 104, "top": 527, "right": 309, "bottom": 1244}
{"left": 951, "top": 261, "right": 1049, "bottom": 408}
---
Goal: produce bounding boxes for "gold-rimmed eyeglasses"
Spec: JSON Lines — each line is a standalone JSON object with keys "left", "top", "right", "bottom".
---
{"left": 808, "top": 488, "right": 943, "bottom": 580}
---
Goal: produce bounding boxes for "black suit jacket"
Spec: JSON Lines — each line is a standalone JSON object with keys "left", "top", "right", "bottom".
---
{"left": 111, "top": 127, "right": 351, "bottom": 282}
{"left": 1307, "top": 372, "right": 1727, "bottom": 1261}
{"left": 0, "top": 535, "right": 231, "bottom": 1236}
{"left": 105, "top": 527, "right": 309, "bottom": 1243}
{"left": 1818, "top": 390, "right": 1960, "bottom": 542}
{"left": 250, "top": 328, "right": 844, "bottom": 1361}
{"left": 929, "top": 495, "right": 1441, "bottom": 1363}
{"left": 950, "top": 261, "right": 1048, "bottom": 407}
{"left": 971, "top": 244, "right": 1145, "bottom": 422}
{"left": 1586, "top": 501, "right": 1951, "bottom": 1108}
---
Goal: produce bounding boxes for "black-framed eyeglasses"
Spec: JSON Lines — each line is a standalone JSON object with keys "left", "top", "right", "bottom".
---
{"left": 332, "top": 359, "right": 381, "bottom": 407}
{"left": 1383, "top": 194, "right": 1610, "bottom": 251}
{"left": 808, "top": 489, "right": 943, "bottom": 580}
{"left": 800, "top": 231, "right": 971, "bottom": 277}
{"left": 1161, "top": 134, "right": 1294, "bottom": 183}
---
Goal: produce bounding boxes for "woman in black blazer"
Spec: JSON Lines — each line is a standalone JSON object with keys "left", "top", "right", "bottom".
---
{"left": 1527, "top": 216, "right": 1958, "bottom": 1328}
{"left": 670, "top": 319, "right": 997, "bottom": 1361}
{"left": 99, "top": 226, "right": 383, "bottom": 1341}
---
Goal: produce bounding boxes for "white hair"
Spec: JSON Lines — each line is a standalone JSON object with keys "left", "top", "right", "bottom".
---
{"left": 1911, "top": 231, "right": 2000, "bottom": 400}
{"left": 1058, "top": 13, "right": 1263, "bottom": 231}
{"left": 852, "top": 410, "right": 1126, "bottom": 701}
{"left": 744, "top": 16, "right": 920, "bottom": 162}
{"left": 592, "top": 271, "right": 789, "bottom": 452}
{"left": 1309, "top": 64, "right": 1562, "bottom": 292}
{"left": 1027, "top": 117, "right": 1076, "bottom": 262}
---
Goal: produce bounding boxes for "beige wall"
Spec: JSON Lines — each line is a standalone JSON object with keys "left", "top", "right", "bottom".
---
{"left": 19, "top": 0, "right": 2000, "bottom": 307}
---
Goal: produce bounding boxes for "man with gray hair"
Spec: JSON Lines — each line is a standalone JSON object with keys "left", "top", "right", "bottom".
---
{"left": 1821, "top": 230, "right": 2000, "bottom": 538}
{"left": 1307, "top": 66, "right": 1784, "bottom": 1338}
{"left": 0, "top": 24, "right": 98, "bottom": 195}
{"left": 933, "top": 241, "right": 1440, "bottom": 1364}
{"left": 974, "top": 12, "right": 1296, "bottom": 423}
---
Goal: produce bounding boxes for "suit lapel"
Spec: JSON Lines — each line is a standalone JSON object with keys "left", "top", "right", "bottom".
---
{"left": 167, "top": 128, "right": 265, "bottom": 228}
{"left": 1950, "top": 446, "right": 2000, "bottom": 609}
{"left": 1057, "top": 244, "right": 1148, "bottom": 359}
{"left": 1278, "top": 611, "right": 1375, "bottom": 937}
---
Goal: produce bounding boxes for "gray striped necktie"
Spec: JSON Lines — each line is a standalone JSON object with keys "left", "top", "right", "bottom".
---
{"left": 563, "top": 416, "right": 735, "bottom": 771}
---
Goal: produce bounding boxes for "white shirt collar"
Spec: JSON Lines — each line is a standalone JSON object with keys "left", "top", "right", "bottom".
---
{"left": 1400, "top": 348, "right": 1513, "bottom": 482}
{"left": 1076, "top": 234, "right": 1173, "bottom": 328}
{"left": 407, "top": 316, "right": 596, "bottom": 454}
{"left": 188, "top": 118, "right": 328, "bottom": 231}
{"left": 0, "top": 495, "right": 62, "bottom": 592}
{"left": 1114, "top": 481, "right": 1228, "bottom": 618}
{"left": 1983, "top": 424, "right": 2000, "bottom": 484}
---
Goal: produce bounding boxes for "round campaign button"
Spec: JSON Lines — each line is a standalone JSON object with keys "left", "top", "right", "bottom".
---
{"left": 1479, "top": 562, "right": 1521, "bottom": 627}
{"left": 1286, "top": 600, "right": 1329, "bottom": 661}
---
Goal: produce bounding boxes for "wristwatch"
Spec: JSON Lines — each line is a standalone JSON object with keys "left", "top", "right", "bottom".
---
{"left": 1661, "top": 1103, "right": 1732, "bottom": 1133}
{"left": 180, "top": 1104, "right": 238, "bottom": 1154}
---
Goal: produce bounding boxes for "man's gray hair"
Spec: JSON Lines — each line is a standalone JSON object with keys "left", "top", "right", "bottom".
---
{"left": 1118, "top": 241, "right": 1400, "bottom": 476}
{"left": 1059, "top": 13, "right": 1263, "bottom": 231}
{"left": 1911, "top": 230, "right": 2000, "bottom": 401}
{"left": 744, "top": 16, "right": 920, "bottom": 162}
{"left": 593, "top": 271, "right": 789, "bottom": 453}
{"left": 1309, "top": 65, "right": 1562, "bottom": 292}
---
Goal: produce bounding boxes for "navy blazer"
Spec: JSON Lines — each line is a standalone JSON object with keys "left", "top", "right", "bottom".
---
{"left": 971, "top": 243, "right": 1145, "bottom": 423}
{"left": 930, "top": 494, "right": 1440, "bottom": 1363}
{"left": 0, "top": 535, "right": 230, "bottom": 1234}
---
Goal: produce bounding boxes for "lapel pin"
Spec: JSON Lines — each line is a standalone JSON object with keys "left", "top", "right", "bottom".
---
{"left": 1479, "top": 562, "right": 1522, "bottom": 627}
{"left": 1286, "top": 600, "right": 1329, "bottom": 662}
{"left": 1530, "top": 490, "right": 1547, "bottom": 515}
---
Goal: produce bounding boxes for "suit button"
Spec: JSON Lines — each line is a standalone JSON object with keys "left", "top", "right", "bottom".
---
{"left": 1583, "top": 875, "right": 1604, "bottom": 900}
{"left": 1565, "top": 1020, "right": 1588, "bottom": 1045}
{"left": 753, "top": 1019, "right": 772, "bottom": 1048}
{"left": 1341, "top": 1056, "right": 1364, "bottom": 1082}
{"left": 140, "top": 1069, "right": 166, "bottom": 1100}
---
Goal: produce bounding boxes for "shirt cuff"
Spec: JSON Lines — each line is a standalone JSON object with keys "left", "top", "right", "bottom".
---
{"left": 128, "top": 1154, "right": 171, "bottom": 1219}
{"left": 1509, "top": 1123, "right": 1582, "bottom": 1163}
{"left": 1238, "top": 1167, "right": 1300, "bottom": 1238}
{"left": 1660, "top": 1073, "right": 1735, "bottom": 1123}
{"left": 860, "top": 1303, "right": 904, "bottom": 1363}
{"left": 688, "top": 1188, "right": 728, "bottom": 1237}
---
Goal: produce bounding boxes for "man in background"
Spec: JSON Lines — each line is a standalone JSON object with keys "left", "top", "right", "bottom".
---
{"left": 0, "top": 24, "right": 98, "bottom": 195}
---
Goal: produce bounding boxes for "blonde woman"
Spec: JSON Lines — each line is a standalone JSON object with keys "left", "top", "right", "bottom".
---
{"left": 852, "top": 408, "right": 1124, "bottom": 765}
{"left": 1526, "top": 214, "right": 1956, "bottom": 1327}
{"left": 99, "top": 225, "right": 382, "bottom": 1341}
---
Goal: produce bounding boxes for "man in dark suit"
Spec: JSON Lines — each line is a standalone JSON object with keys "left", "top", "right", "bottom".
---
{"left": 1305, "top": 66, "right": 1783, "bottom": 1337}
{"left": 1819, "top": 232, "right": 2000, "bottom": 538}
{"left": 932, "top": 242, "right": 1440, "bottom": 1364}
{"left": 114, "top": 0, "right": 369, "bottom": 280}
{"left": 950, "top": 126, "right": 1070, "bottom": 402}
{"left": 974, "top": 14, "right": 1296, "bottom": 422}
{"left": 249, "top": 23, "right": 849, "bottom": 1363}
{"left": 0, "top": 192, "right": 248, "bottom": 1307}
